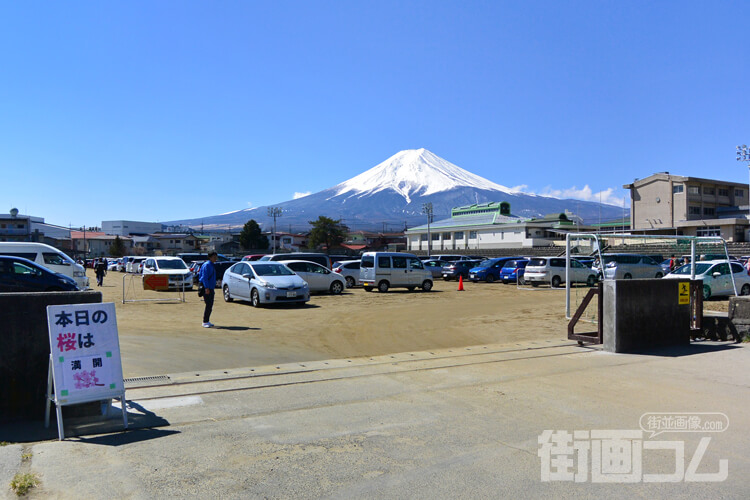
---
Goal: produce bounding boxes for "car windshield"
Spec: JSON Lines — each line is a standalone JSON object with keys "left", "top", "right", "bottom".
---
{"left": 478, "top": 259, "right": 496, "bottom": 267}
{"left": 157, "top": 259, "right": 188, "bottom": 270}
{"left": 528, "top": 258, "right": 546, "bottom": 266}
{"left": 251, "top": 264, "right": 295, "bottom": 276}
{"left": 671, "top": 263, "right": 712, "bottom": 275}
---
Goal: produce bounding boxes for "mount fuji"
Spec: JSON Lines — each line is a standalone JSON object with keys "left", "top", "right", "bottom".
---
{"left": 168, "top": 149, "right": 627, "bottom": 231}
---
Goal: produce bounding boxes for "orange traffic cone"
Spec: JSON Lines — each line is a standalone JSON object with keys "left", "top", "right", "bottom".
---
{"left": 458, "top": 275, "right": 465, "bottom": 291}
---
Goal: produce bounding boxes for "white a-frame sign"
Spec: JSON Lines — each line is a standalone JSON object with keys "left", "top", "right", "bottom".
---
{"left": 45, "top": 302, "right": 127, "bottom": 440}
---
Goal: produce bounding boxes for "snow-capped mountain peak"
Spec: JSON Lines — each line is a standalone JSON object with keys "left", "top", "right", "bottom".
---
{"left": 333, "top": 148, "right": 513, "bottom": 203}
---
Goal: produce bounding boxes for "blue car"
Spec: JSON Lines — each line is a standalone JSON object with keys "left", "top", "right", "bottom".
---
{"left": 468, "top": 257, "right": 524, "bottom": 283}
{"left": 499, "top": 259, "right": 529, "bottom": 284}
{"left": 0, "top": 255, "right": 80, "bottom": 292}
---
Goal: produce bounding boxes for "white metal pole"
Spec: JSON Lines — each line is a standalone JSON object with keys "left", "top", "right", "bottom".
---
{"left": 565, "top": 234, "right": 571, "bottom": 317}
{"left": 690, "top": 240, "right": 696, "bottom": 279}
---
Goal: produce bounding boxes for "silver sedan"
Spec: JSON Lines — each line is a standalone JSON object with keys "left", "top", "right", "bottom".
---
{"left": 222, "top": 261, "right": 309, "bottom": 307}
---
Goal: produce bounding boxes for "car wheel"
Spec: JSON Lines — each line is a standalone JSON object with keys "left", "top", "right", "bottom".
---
{"left": 702, "top": 285, "right": 711, "bottom": 300}
{"left": 624, "top": 273, "right": 632, "bottom": 279}
{"left": 586, "top": 275, "right": 596, "bottom": 287}
{"left": 378, "top": 281, "right": 389, "bottom": 293}
{"left": 422, "top": 280, "right": 433, "bottom": 292}
{"left": 363, "top": 286, "right": 372, "bottom": 292}
{"left": 330, "top": 281, "right": 344, "bottom": 295}
{"left": 251, "top": 288, "right": 261, "bottom": 307}
{"left": 742, "top": 284, "right": 750, "bottom": 296}
{"left": 655, "top": 272, "right": 663, "bottom": 279}
{"left": 223, "top": 285, "right": 233, "bottom": 302}
{"left": 531, "top": 282, "right": 539, "bottom": 288}
{"left": 485, "top": 274, "right": 495, "bottom": 283}
{"left": 345, "top": 276, "right": 355, "bottom": 288}
{"left": 443, "top": 276, "right": 451, "bottom": 281}
{"left": 551, "top": 275, "right": 562, "bottom": 288}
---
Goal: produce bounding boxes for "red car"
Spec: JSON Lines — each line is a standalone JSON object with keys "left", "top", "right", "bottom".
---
{"left": 241, "top": 254, "right": 266, "bottom": 261}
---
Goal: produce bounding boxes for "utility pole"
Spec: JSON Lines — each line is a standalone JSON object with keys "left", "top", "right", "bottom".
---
{"left": 267, "top": 207, "right": 283, "bottom": 253}
{"left": 422, "top": 202, "right": 433, "bottom": 257}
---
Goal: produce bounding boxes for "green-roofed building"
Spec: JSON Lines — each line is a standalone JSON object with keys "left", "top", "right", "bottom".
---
{"left": 405, "top": 202, "right": 590, "bottom": 251}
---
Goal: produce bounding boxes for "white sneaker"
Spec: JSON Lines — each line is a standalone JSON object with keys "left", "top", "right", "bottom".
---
{"left": 202, "top": 322, "right": 213, "bottom": 328}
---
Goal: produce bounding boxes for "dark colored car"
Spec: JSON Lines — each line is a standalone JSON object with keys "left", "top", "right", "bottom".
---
{"left": 499, "top": 259, "right": 530, "bottom": 284}
{"left": 191, "top": 260, "right": 234, "bottom": 287}
{"left": 441, "top": 260, "right": 482, "bottom": 281}
{"left": 0, "top": 255, "right": 80, "bottom": 292}
{"left": 468, "top": 257, "right": 524, "bottom": 283}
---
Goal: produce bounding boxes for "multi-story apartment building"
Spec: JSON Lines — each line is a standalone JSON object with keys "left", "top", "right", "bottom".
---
{"left": 623, "top": 173, "right": 749, "bottom": 241}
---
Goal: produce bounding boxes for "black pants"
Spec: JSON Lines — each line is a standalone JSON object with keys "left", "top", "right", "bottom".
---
{"left": 203, "top": 289, "right": 214, "bottom": 323}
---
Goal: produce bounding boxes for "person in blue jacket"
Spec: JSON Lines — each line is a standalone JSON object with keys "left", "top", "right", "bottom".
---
{"left": 199, "top": 251, "right": 218, "bottom": 327}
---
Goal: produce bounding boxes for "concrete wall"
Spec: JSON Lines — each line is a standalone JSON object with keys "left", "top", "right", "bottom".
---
{"left": 1, "top": 291, "right": 102, "bottom": 422}
{"left": 631, "top": 177, "right": 673, "bottom": 231}
{"left": 603, "top": 279, "right": 691, "bottom": 353}
{"left": 728, "top": 296, "right": 750, "bottom": 342}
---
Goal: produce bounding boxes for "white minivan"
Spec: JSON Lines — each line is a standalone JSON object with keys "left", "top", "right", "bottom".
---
{"left": 360, "top": 252, "right": 433, "bottom": 292}
{"left": 0, "top": 242, "right": 89, "bottom": 289}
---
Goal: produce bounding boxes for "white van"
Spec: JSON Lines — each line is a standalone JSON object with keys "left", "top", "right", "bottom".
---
{"left": 360, "top": 252, "right": 433, "bottom": 292}
{"left": 0, "top": 242, "right": 89, "bottom": 289}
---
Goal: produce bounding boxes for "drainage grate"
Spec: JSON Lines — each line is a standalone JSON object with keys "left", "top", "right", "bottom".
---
{"left": 124, "top": 375, "right": 172, "bottom": 388}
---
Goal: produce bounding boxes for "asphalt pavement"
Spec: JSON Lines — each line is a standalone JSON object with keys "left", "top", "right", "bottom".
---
{"left": 2, "top": 339, "right": 749, "bottom": 499}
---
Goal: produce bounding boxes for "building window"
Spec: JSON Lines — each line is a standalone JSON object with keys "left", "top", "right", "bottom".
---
{"left": 703, "top": 187, "right": 715, "bottom": 195}
{"left": 420, "top": 234, "right": 427, "bottom": 241}
{"left": 454, "top": 231, "right": 464, "bottom": 240}
{"left": 696, "top": 226, "right": 720, "bottom": 237}
{"left": 688, "top": 186, "right": 700, "bottom": 195}
{"left": 736, "top": 189, "right": 744, "bottom": 198}
{"left": 469, "top": 231, "right": 477, "bottom": 239}
{"left": 442, "top": 232, "right": 451, "bottom": 240}
{"left": 688, "top": 206, "right": 701, "bottom": 215}
{"left": 703, "top": 207, "right": 715, "bottom": 216}
{"left": 431, "top": 233, "right": 440, "bottom": 241}
{"left": 718, "top": 188, "right": 729, "bottom": 197}
{"left": 672, "top": 184, "right": 684, "bottom": 194}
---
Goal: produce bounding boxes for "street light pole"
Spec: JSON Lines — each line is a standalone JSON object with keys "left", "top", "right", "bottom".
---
{"left": 738, "top": 145, "right": 750, "bottom": 219}
{"left": 422, "top": 202, "right": 433, "bottom": 257}
{"left": 267, "top": 207, "right": 283, "bottom": 253}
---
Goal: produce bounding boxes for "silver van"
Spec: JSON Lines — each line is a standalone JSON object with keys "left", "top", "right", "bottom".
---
{"left": 260, "top": 252, "right": 333, "bottom": 269}
{"left": 592, "top": 254, "right": 664, "bottom": 280}
{"left": 360, "top": 252, "right": 433, "bottom": 292}
{"left": 0, "top": 242, "right": 89, "bottom": 289}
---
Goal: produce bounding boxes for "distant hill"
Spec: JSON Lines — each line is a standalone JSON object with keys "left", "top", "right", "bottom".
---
{"left": 167, "top": 148, "right": 627, "bottom": 232}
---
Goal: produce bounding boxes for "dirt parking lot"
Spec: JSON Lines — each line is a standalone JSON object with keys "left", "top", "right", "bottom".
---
{"left": 92, "top": 269, "right": 732, "bottom": 378}
{"left": 91, "top": 270, "right": 578, "bottom": 378}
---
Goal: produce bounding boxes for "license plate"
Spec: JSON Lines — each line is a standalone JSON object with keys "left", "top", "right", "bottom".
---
{"left": 286, "top": 291, "right": 296, "bottom": 298}
{"left": 470, "top": 274, "right": 476, "bottom": 278}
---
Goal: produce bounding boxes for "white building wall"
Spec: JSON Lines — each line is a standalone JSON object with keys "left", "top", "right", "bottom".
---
{"left": 407, "top": 226, "right": 545, "bottom": 250}
{"left": 102, "top": 220, "right": 163, "bottom": 236}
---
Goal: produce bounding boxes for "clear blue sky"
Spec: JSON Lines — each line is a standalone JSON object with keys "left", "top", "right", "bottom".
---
{"left": 1, "top": 1, "right": 748, "bottom": 228}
